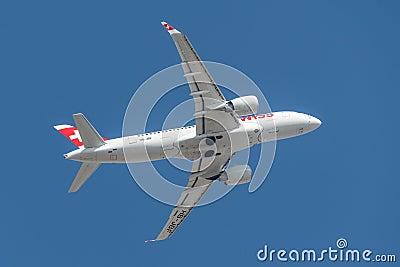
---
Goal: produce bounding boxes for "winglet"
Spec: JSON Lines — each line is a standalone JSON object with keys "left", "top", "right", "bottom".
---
{"left": 161, "top": 21, "right": 180, "bottom": 34}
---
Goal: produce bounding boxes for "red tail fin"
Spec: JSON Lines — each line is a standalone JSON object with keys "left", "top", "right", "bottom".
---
{"left": 54, "top": 125, "right": 84, "bottom": 147}
{"left": 54, "top": 124, "right": 108, "bottom": 148}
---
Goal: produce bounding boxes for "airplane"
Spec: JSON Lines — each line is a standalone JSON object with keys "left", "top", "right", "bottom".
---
{"left": 54, "top": 22, "right": 321, "bottom": 241}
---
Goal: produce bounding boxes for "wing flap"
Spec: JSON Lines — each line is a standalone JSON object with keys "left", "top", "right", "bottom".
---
{"left": 156, "top": 179, "right": 213, "bottom": 240}
{"left": 153, "top": 149, "right": 232, "bottom": 241}
{"left": 161, "top": 22, "right": 240, "bottom": 135}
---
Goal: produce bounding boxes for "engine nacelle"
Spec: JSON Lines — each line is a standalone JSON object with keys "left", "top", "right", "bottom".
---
{"left": 219, "top": 165, "right": 252, "bottom": 186}
{"left": 227, "top": 95, "right": 258, "bottom": 116}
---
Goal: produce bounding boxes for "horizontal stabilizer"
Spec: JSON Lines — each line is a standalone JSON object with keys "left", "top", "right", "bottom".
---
{"left": 72, "top": 113, "right": 106, "bottom": 148}
{"left": 69, "top": 162, "right": 101, "bottom": 193}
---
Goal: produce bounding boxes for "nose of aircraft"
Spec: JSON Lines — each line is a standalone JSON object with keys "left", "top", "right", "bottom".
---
{"left": 309, "top": 116, "right": 322, "bottom": 130}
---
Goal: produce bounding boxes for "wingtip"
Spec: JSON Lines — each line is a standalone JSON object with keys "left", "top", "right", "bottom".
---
{"left": 145, "top": 239, "right": 157, "bottom": 243}
{"left": 68, "top": 184, "right": 78, "bottom": 193}
{"left": 160, "top": 21, "right": 180, "bottom": 34}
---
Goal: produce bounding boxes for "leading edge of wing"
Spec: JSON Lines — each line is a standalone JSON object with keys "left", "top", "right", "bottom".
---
{"left": 160, "top": 21, "right": 241, "bottom": 135}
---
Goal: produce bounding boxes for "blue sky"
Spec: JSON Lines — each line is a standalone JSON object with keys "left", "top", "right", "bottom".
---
{"left": 1, "top": 0, "right": 399, "bottom": 266}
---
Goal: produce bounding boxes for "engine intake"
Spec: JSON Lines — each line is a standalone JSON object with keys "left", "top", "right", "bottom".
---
{"left": 219, "top": 165, "right": 252, "bottom": 186}
{"left": 227, "top": 95, "right": 258, "bottom": 116}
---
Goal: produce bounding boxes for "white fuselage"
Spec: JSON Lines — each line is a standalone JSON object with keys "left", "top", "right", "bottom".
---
{"left": 65, "top": 111, "right": 321, "bottom": 164}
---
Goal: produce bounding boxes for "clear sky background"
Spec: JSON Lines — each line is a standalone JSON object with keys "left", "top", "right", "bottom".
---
{"left": 1, "top": 0, "right": 399, "bottom": 266}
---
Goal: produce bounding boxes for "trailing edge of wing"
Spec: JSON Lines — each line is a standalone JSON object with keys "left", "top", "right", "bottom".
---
{"left": 152, "top": 150, "right": 232, "bottom": 240}
{"left": 160, "top": 21, "right": 240, "bottom": 135}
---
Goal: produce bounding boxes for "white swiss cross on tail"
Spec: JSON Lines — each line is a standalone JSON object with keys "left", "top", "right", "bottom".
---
{"left": 70, "top": 130, "right": 82, "bottom": 143}
{"left": 53, "top": 125, "right": 84, "bottom": 147}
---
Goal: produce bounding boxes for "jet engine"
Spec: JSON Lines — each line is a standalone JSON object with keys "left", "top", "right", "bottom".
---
{"left": 227, "top": 95, "right": 258, "bottom": 116}
{"left": 219, "top": 165, "right": 252, "bottom": 186}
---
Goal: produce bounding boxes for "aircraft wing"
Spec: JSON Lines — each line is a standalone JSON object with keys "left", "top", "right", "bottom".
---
{"left": 149, "top": 148, "right": 232, "bottom": 241}
{"left": 161, "top": 22, "right": 240, "bottom": 135}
